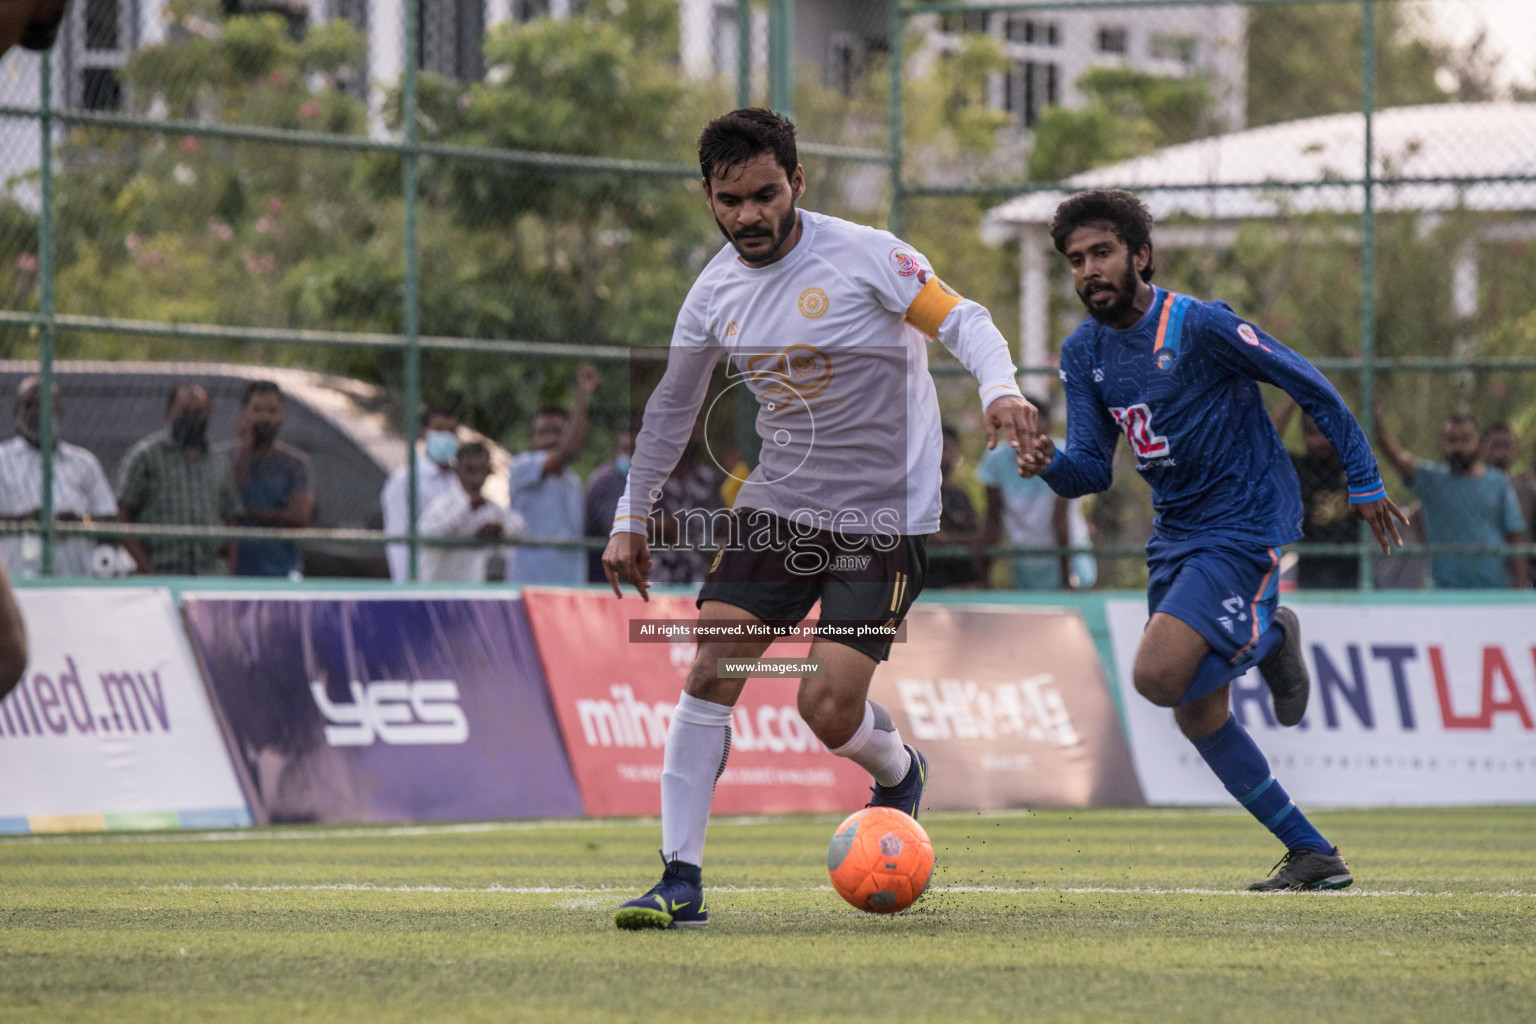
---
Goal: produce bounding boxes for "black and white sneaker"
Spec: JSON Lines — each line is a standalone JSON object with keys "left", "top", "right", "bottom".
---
{"left": 1247, "top": 846, "right": 1353, "bottom": 891}
{"left": 1259, "top": 606, "right": 1310, "bottom": 727}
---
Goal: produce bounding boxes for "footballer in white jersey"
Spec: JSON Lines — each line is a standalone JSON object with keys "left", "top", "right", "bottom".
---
{"left": 608, "top": 109, "right": 1037, "bottom": 931}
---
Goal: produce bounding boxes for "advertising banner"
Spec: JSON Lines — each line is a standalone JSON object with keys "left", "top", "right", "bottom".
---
{"left": 524, "top": 590, "right": 1141, "bottom": 816}
{"left": 1106, "top": 600, "right": 1536, "bottom": 806}
{"left": 0, "top": 588, "right": 250, "bottom": 833}
{"left": 874, "top": 605, "right": 1144, "bottom": 808}
{"left": 521, "top": 589, "right": 872, "bottom": 817}
{"left": 182, "top": 595, "right": 582, "bottom": 824}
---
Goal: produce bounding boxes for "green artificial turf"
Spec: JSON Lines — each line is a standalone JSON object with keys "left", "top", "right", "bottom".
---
{"left": 2, "top": 806, "right": 1533, "bottom": 1023}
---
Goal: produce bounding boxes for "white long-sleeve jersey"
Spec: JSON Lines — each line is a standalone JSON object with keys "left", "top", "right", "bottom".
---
{"left": 613, "top": 210, "right": 1023, "bottom": 538}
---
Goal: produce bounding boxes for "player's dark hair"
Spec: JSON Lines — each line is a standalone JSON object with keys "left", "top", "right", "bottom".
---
{"left": 240, "top": 380, "right": 282, "bottom": 409}
{"left": 1443, "top": 411, "right": 1478, "bottom": 432}
{"left": 533, "top": 405, "right": 569, "bottom": 423}
{"left": 1483, "top": 420, "right": 1513, "bottom": 437}
{"left": 1050, "top": 190, "right": 1157, "bottom": 283}
{"left": 456, "top": 440, "right": 488, "bottom": 461}
{"left": 698, "top": 108, "right": 798, "bottom": 183}
{"left": 941, "top": 422, "right": 960, "bottom": 442}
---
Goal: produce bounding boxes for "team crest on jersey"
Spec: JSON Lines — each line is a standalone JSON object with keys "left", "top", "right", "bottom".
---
{"left": 1237, "top": 323, "right": 1260, "bottom": 346}
{"left": 745, "top": 344, "right": 835, "bottom": 402}
{"left": 889, "top": 247, "right": 920, "bottom": 277}
{"left": 798, "top": 287, "right": 830, "bottom": 319}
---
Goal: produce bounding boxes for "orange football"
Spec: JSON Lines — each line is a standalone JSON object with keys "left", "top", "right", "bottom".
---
{"left": 827, "top": 806, "right": 935, "bottom": 914}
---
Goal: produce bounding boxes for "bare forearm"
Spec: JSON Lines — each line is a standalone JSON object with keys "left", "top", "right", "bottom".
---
{"left": 0, "top": 560, "right": 26, "bottom": 697}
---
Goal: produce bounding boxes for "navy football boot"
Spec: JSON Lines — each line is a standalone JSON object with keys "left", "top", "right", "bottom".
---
{"left": 614, "top": 854, "right": 708, "bottom": 930}
{"left": 865, "top": 745, "right": 928, "bottom": 820}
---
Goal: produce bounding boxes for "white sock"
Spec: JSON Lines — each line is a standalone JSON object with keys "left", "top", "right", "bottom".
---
{"left": 660, "top": 691, "right": 733, "bottom": 868}
{"left": 828, "top": 701, "right": 911, "bottom": 787}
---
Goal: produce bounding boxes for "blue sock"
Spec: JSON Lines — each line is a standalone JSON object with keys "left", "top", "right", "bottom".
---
{"left": 1192, "top": 716, "right": 1332, "bottom": 854}
{"left": 1177, "top": 625, "right": 1285, "bottom": 706}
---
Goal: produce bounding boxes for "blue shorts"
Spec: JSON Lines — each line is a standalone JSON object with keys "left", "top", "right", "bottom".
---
{"left": 1146, "top": 535, "right": 1281, "bottom": 670}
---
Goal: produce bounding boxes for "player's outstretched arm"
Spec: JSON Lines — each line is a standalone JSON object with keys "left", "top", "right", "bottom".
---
{"left": 602, "top": 530, "right": 652, "bottom": 602}
{"left": 1352, "top": 495, "right": 1410, "bottom": 556}
{"left": 0, "top": 560, "right": 27, "bottom": 699}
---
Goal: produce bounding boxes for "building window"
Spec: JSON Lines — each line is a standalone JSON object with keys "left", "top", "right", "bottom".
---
{"left": 1006, "top": 59, "right": 1059, "bottom": 129}
{"left": 826, "top": 33, "right": 869, "bottom": 95}
{"left": 81, "top": 67, "right": 122, "bottom": 110}
{"left": 84, "top": 0, "right": 119, "bottom": 51}
{"left": 1098, "top": 26, "right": 1128, "bottom": 55}
{"left": 421, "top": 0, "right": 484, "bottom": 81}
{"left": 1006, "top": 17, "right": 1057, "bottom": 46}
{"left": 941, "top": 11, "right": 990, "bottom": 35}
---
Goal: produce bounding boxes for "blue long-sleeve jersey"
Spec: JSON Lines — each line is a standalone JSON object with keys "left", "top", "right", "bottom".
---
{"left": 1041, "top": 287, "right": 1385, "bottom": 548}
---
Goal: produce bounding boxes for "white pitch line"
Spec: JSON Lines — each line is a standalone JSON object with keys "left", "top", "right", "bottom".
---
{"left": 132, "top": 882, "right": 1534, "bottom": 899}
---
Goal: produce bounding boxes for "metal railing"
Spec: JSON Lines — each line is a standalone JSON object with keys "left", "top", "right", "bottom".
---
{"left": 1, "top": 0, "right": 1532, "bottom": 589}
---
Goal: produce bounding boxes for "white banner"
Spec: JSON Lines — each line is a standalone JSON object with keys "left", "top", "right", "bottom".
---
{"left": 1106, "top": 600, "right": 1536, "bottom": 806}
{"left": 0, "top": 588, "right": 250, "bottom": 832}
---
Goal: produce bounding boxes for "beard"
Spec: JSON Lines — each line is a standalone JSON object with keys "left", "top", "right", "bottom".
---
{"left": 1446, "top": 451, "right": 1478, "bottom": 473}
{"left": 718, "top": 204, "right": 799, "bottom": 264}
{"left": 1077, "top": 259, "right": 1143, "bottom": 325}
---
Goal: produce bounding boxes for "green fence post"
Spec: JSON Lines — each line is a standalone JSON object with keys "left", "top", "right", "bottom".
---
{"left": 38, "top": 50, "right": 55, "bottom": 576}
{"left": 403, "top": 0, "right": 423, "bottom": 582}
{"left": 769, "top": 0, "right": 793, "bottom": 118}
{"left": 736, "top": 0, "right": 752, "bottom": 108}
{"left": 887, "top": 0, "right": 903, "bottom": 239}
{"left": 1358, "top": 0, "right": 1377, "bottom": 592}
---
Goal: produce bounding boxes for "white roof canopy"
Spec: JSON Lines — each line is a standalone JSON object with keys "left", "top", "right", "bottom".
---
{"left": 983, "top": 102, "right": 1536, "bottom": 243}
{"left": 982, "top": 103, "right": 1536, "bottom": 373}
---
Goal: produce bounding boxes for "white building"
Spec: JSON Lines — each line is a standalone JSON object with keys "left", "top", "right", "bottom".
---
{"left": 1, "top": 1, "right": 1249, "bottom": 200}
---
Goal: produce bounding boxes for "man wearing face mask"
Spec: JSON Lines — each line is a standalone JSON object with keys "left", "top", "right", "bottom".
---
{"left": 218, "top": 381, "right": 314, "bottom": 577}
{"left": 117, "top": 383, "right": 241, "bottom": 576}
{"left": 583, "top": 424, "right": 637, "bottom": 583}
{"left": 0, "top": 376, "right": 117, "bottom": 578}
{"left": 381, "top": 402, "right": 462, "bottom": 582}
{"left": 1375, "top": 410, "right": 1528, "bottom": 589}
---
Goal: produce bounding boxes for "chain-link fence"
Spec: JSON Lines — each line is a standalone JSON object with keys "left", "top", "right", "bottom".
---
{"left": 0, "top": 0, "right": 1533, "bottom": 589}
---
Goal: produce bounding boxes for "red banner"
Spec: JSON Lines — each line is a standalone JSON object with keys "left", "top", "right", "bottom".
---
{"left": 520, "top": 589, "right": 872, "bottom": 817}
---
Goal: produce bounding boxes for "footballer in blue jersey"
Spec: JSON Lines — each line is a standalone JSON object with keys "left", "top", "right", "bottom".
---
{"left": 1018, "top": 190, "right": 1408, "bottom": 891}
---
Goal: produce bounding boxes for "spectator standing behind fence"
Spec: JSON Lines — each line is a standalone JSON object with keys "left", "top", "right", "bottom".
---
{"left": 649, "top": 422, "right": 726, "bottom": 585}
{"left": 926, "top": 423, "right": 985, "bottom": 589}
{"left": 1374, "top": 410, "right": 1529, "bottom": 588}
{"left": 418, "top": 442, "right": 526, "bottom": 583}
{"left": 1483, "top": 422, "right": 1536, "bottom": 587}
{"left": 977, "top": 399, "right": 1094, "bottom": 589}
{"left": 116, "top": 383, "right": 241, "bottom": 576}
{"left": 505, "top": 365, "right": 599, "bottom": 585}
{"left": 0, "top": 376, "right": 118, "bottom": 578}
{"left": 1273, "top": 397, "right": 1358, "bottom": 589}
{"left": 584, "top": 425, "right": 635, "bottom": 583}
{"left": 218, "top": 381, "right": 314, "bottom": 577}
{"left": 381, "top": 402, "right": 462, "bottom": 582}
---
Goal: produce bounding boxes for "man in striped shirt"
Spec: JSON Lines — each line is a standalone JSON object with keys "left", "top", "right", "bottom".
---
{"left": 117, "top": 383, "right": 241, "bottom": 576}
